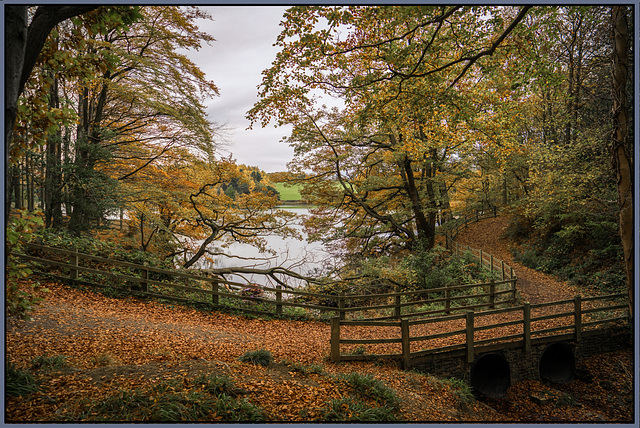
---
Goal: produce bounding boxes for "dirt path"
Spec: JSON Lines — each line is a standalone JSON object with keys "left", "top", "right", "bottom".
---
{"left": 454, "top": 216, "right": 581, "bottom": 304}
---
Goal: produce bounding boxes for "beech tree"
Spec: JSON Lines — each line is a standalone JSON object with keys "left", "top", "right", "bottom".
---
{"left": 9, "top": 7, "right": 219, "bottom": 232}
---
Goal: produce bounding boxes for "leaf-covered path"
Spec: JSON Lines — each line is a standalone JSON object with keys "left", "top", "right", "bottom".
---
{"left": 454, "top": 215, "right": 581, "bottom": 304}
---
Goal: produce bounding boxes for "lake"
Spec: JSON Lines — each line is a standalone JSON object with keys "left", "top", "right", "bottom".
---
{"left": 195, "top": 206, "right": 332, "bottom": 287}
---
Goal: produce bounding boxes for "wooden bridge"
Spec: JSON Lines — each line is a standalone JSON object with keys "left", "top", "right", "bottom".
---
{"left": 329, "top": 292, "right": 629, "bottom": 396}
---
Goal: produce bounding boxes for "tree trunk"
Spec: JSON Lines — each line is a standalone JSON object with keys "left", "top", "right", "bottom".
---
{"left": 4, "top": 6, "right": 28, "bottom": 220}
{"left": 610, "top": 6, "right": 633, "bottom": 320}
{"left": 10, "top": 165, "right": 23, "bottom": 211}
{"left": 26, "top": 153, "right": 34, "bottom": 212}
{"left": 400, "top": 156, "right": 434, "bottom": 250}
{"left": 45, "top": 72, "right": 64, "bottom": 228}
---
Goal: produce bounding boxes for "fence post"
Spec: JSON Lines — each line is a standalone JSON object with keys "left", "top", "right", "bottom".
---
{"left": 489, "top": 254, "right": 494, "bottom": 273}
{"left": 511, "top": 278, "right": 517, "bottom": 302}
{"left": 523, "top": 302, "right": 531, "bottom": 353}
{"left": 339, "top": 292, "right": 345, "bottom": 320}
{"left": 211, "top": 278, "right": 219, "bottom": 305}
{"left": 574, "top": 295, "right": 582, "bottom": 342}
{"left": 276, "top": 285, "right": 283, "bottom": 315}
{"left": 394, "top": 286, "right": 401, "bottom": 317}
{"left": 330, "top": 317, "right": 341, "bottom": 362}
{"left": 401, "top": 318, "right": 411, "bottom": 370}
{"left": 140, "top": 268, "right": 148, "bottom": 293}
{"left": 479, "top": 249, "right": 483, "bottom": 268}
{"left": 70, "top": 249, "right": 79, "bottom": 281}
{"left": 466, "top": 311, "right": 475, "bottom": 363}
{"left": 445, "top": 284, "right": 451, "bottom": 314}
{"left": 501, "top": 261, "right": 505, "bottom": 280}
{"left": 489, "top": 280, "right": 495, "bottom": 309}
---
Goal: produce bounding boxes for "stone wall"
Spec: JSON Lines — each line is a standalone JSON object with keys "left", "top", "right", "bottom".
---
{"left": 411, "top": 325, "right": 631, "bottom": 396}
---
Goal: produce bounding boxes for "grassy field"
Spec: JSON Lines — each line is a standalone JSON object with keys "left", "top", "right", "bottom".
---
{"left": 273, "top": 182, "right": 302, "bottom": 201}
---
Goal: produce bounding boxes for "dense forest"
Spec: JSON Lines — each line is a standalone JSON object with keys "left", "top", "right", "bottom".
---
{"left": 6, "top": 6, "right": 633, "bottom": 317}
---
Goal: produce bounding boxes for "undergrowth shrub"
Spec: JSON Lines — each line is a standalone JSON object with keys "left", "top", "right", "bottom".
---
{"left": 504, "top": 213, "right": 625, "bottom": 294}
{"left": 319, "top": 372, "right": 400, "bottom": 421}
{"left": 341, "top": 372, "right": 400, "bottom": 410}
{"left": 301, "top": 242, "right": 499, "bottom": 310}
{"left": 191, "top": 373, "right": 234, "bottom": 396}
{"left": 238, "top": 349, "right": 273, "bottom": 366}
{"left": 6, "top": 209, "right": 48, "bottom": 320}
{"left": 321, "top": 397, "right": 396, "bottom": 421}
{"left": 441, "top": 377, "right": 474, "bottom": 404}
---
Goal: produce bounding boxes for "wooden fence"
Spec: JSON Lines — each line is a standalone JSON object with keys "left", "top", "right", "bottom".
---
{"left": 330, "top": 292, "right": 630, "bottom": 368}
{"left": 441, "top": 208, "right": 517, "bottom": 281}
{"left": 12, "top": 243, "right": 516, "bottom": 321}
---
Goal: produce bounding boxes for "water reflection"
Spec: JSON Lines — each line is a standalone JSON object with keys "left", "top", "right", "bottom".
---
{"left": 196, "top": 206, "right": 330, "bottom": 287}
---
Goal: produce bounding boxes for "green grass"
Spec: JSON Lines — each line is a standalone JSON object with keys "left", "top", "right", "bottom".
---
{"left": 6, "top": 362, "right": 39, "bottom": 397}
{"left": 320, "top": 397, "right": 397, "bottom": 421}
{"left": 318, "top": 373, "right": 401, "bottom": 421}
{"left": 273, "top": 182, "right": 302, "bottom": 201}
{"left": 238, "top": 349, "right": 273, "bottom": 367}
{"left": 31, "top": 354, "right": 69, "bottom": 371}
{"left": 55, "top": 374, "right": 265, "bottom": 422}
{"left": 340, "top": 372, "right": 400, "bottom": 410}
{"left": 440, "top": 377, "right": 474, "bottom": 404}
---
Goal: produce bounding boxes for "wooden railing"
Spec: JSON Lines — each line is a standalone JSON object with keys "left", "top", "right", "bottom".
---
{"left": 330, "top": 293, "right": 630, "bottom": 368}
{"left": 12, "top": 243, "right": 516, "bottom": 321}
{"left": 329, "top": 209, "right": 628, "bottom": 366}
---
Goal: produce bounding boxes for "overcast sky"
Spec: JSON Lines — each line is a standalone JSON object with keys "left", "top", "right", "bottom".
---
{"left": 186, "top": 6, "right": 292, "bottom": 173}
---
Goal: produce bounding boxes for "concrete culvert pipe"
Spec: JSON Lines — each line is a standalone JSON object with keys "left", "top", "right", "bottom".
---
{"left": 470, "top": 353, "right": 511, "bottom": 398}
{"left": 539, "top": 342, "right": 575, "bottom": 384}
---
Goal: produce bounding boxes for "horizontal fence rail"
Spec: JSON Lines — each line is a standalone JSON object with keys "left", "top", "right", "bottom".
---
{"left": 12, "top": 243, "right": 516, "bottom": 321}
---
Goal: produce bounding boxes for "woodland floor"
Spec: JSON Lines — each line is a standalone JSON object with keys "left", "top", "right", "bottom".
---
{"left": 5, "top": 215, "right": 635, "bottom": 423}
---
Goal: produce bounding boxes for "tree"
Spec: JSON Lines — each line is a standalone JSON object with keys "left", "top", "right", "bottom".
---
{"left": 179, "top": 157, "right": 300, "bottom": 269}
{"left": 248, "top": 6, "right": 532, "bottom": 256}
{"left": 4, "top": 6, "right": 142, "bottom": 220}
{"left": 610, "top": 6, "right": 633, "bottom": 318}
{"left": 64, "top": 6, "right": 218, "bottom": 231}
{"left": 9, "top": 7, "right": 219, "bottom": 231}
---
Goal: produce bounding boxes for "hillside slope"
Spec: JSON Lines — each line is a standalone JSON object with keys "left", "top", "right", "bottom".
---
{"left": 5, "top": 216, "right": 634, "bottom": 422}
